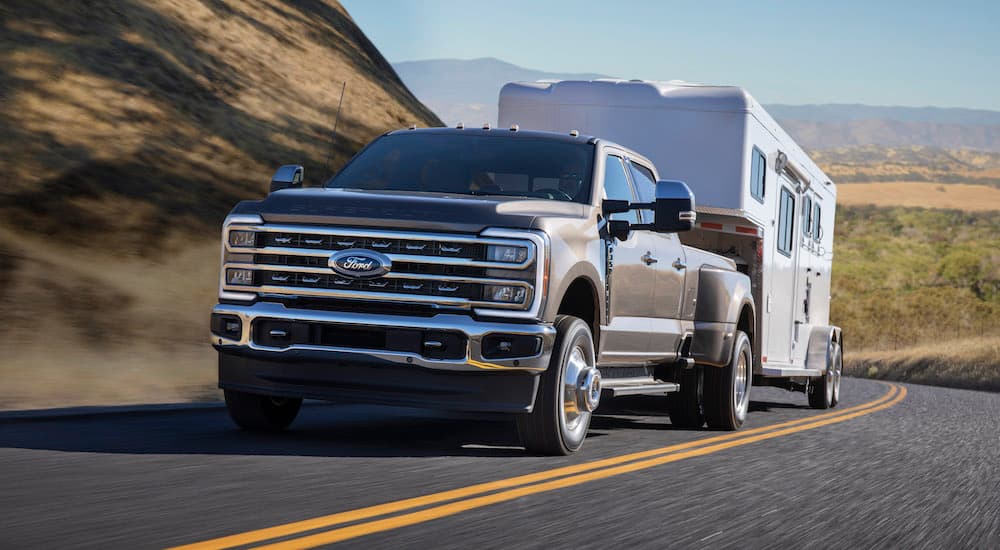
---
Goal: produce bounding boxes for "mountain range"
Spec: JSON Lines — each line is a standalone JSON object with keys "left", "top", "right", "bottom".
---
{"left": 392, "top": 57, "right": 1000, "bottom": 152}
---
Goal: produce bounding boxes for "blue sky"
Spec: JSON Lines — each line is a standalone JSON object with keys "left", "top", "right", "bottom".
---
{"left": 342, "top": 0, "right": 1000, "bottom": 110}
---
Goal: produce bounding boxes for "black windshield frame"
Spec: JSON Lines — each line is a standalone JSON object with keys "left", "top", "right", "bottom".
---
{"left": 325, "top": 133, "right": 595, "bottom": 204}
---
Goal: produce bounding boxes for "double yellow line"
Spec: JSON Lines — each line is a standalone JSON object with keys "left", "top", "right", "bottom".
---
{"left": 173, "top": 383, "right": 905, "bottom": 550}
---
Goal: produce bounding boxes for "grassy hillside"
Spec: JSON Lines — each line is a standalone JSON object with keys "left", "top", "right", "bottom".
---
{"left": 813, "top": 146, "right": 1000, "bottom": 186}
{"left": 0, "top": 0, "right": 440, "bottom": 409}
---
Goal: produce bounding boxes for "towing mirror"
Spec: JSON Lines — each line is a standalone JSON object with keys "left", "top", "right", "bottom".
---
{"left": 270, "top": 164, "right": 304, "bottom": 193}
{"left": 607, "top": 219, "right": 631, "bottom": 241}
{"left": 652, "top": 180, "right": 696, "bottom": 233}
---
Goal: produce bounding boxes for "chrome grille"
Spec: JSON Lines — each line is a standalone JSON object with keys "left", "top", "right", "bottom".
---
{"left": 222, "top": 224, "right": 539, "bottom": 311}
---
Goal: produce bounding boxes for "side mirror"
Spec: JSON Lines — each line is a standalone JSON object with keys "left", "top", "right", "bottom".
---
{"left": 270, "top": 165, "right": 304, "bottom": 193}
{"left": 652, "top": 180, "right": 696, "bottom": 233}
{"left": 607, "top": 219, "right": 631, "bottom": 241}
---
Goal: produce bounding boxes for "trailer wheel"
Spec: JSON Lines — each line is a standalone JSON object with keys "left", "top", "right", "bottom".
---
{"left": 666, "top": 367, "right": 705, "bottom": 429}
{"left": 809, "top": 341, "right": 842, "bottom": 409}
{"left": 704, "top": 331, "right": 752, "bottom": 430}
{"left": 224, "top": 390, "right": 302, "bottom": 431}
{"left": 517, "top": 315, "right": 598, "bottom": 455}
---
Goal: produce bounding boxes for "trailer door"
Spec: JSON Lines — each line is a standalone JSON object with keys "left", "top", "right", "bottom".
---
{"left": 766, "top": 181, "right": 798, "bottom": 364}
{"left": 791, "top": 191, "right": 818, "bottom": 366}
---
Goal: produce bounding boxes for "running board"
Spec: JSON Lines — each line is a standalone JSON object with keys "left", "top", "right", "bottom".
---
{"left": 602, "top": 381, "right": 680, "bottom": 397}
{"left": 761, "top": 366, "right": 823, "bottom": 377}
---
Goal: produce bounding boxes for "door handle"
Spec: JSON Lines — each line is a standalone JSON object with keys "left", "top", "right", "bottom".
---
{"left": 672, "top": 259, "right": 687, "bottom": 270}
{"left": 641, "top": 251, "right": 658, "bottom": 265}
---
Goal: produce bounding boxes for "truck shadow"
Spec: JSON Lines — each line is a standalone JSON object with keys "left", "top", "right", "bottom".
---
{"left": 0, "top": 396, "right": 804, "bottom": 458}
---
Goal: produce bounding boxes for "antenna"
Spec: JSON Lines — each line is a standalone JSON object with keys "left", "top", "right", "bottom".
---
{"left": 322, "top": 80, "right": 348, "bottom": 182}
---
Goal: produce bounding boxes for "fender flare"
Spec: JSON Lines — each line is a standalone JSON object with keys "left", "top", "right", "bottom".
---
{"left": 690, "top": 266, "right": 755, "bottom": 367}
{"left": 805, "top": 325, "right": 843, "bottom": 375}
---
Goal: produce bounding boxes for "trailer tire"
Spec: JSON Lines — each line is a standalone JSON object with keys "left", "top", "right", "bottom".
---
{"left": 809, "top": 341, "right": 842, "bottom": 409}
{"left": 704, "top": 331, "right": 752, "bottom": 430}
{"left": 517, "top": 315, "right": 596, "bottom": 455}
{"left": 224, "top": 390, "right": 302, "bottom": 431}
{"left": 666, "top": 367, "right": 705, "bottom": 429}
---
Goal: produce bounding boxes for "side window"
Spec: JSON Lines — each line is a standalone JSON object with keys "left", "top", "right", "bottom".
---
{"left": 777, "top": 187, "right": 795, "bottom": 256}
{"left": 628, "top": 161, "right": 657, "bottom": 223}
{"left": 802, "top": 195, "right": 813, "bottom": 238}
{"left": 750, "top": 147, "right": 766, "bottom": 203}
{"left": 813, "top": 203, "right": 822, "bottom": 242}
{"left": 603, "top": 155, "right": 639, "bottom": 224}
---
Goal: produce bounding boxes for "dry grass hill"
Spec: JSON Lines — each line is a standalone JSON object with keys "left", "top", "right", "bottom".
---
{"left": 0, "top": 0, "right": 441, "bottom": 408}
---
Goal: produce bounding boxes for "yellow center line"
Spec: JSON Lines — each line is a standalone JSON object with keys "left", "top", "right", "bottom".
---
{"left": 260, "top": 385, "right": 906, "bottom": 549}
{"left": 170, "top": 384, "right": 900, "bottom": 550}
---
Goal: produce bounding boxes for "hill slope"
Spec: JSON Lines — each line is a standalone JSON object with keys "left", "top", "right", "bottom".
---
{"left": 0, "top": 0, "right": 441, "bottom": 249}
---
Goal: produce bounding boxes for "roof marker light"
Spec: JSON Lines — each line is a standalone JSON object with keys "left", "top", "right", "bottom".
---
{"left": 482, "top": 122, "right": 491, "bottom": 130}
{"left": 408, "top": 124, "right": 417, "bottom": 130}
{"left": 456, "top": 122, "right": 464, "bottom": 129}
{"left": 509, "top": 124, "right": 519, "bottom": 132}
{"left": 569, "top": 130, "right": 579, "bottom": 137}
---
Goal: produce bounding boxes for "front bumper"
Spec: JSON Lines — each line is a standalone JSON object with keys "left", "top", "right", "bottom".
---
{"left": 211, "top": 301, "right": 556, "bottom": 413}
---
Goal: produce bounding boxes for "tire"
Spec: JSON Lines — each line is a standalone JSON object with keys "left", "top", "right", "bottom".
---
{"left": 809, "top": 341, "right": 842, "bottom": 409}
{"left": 224, "top": 389, "right": 302, "bottom": 431}
{"left": 517, "top": 315, "right": 596, "bottom": 455}
{"left": 703, "top": 330, "right": 752, "bottom": 430}
{"left": 666, "top": 367, "right": 705, "bottom": 429}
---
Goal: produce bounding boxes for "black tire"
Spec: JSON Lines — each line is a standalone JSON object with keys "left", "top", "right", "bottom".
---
{"left": 809, "top": 341, "right": 842, "bottom": 409}
{"left": 517, "top": 315, "right": 595, "bottom": 455}
{"left": 666, "top": 367, "right": 705, "bottom": 429}
{"left": 704, "top": 331, "right": 752, "bottom": 430}
{"left": 224, "top": 389, "right": 302, "bottom": 431}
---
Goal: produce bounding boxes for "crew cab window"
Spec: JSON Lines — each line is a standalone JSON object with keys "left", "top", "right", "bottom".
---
{"left": 751, "top": 147, "right": 766, "bottom": 202}
{"left": 628, "top": 161, "right": 657, "bottom": 223}
{"left": 604, "top": 155, "right": 639, "bottom": 224}
{"left": 326, "top": 133, "right": 594, "bottom": 203}
{"left": 777, "top": 187, "right": 795, "bottom": 256}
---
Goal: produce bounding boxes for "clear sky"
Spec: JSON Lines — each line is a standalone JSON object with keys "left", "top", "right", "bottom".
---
{"left": 341, "top": 0, "right": 1000, "bottom": 110}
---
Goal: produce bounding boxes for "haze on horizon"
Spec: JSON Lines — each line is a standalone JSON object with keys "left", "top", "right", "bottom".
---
{"left": 342, "top": 0, "right": 1000, "bottom": 111}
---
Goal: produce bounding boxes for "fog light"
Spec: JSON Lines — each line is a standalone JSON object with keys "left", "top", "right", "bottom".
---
{"left": 228, "top": 230, "right": 256, "bottom": 248}
{"left": 210, "top": 314, "right": 242, "bottom": 338}
{"left": 226, "top": 268, "right": 255, "bottom": 286}
{"left": 482, "top": 284, "right": 527, "bottom": 304}
{"left": 486, "top": 244, "right": 528, "bottom": 263}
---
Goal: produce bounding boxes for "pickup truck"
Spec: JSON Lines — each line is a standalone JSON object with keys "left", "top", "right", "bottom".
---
{"left": 211, "top": 127, "right": 756, "bottom": 455}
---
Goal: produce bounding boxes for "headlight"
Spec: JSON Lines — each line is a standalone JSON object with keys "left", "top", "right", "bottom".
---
{"left": 482, "top": 284, "right": 527, "bottom": 304}
{"left": 226, "top": 268, "right": 255, "bottom": 286}
{"left": 486, "top": 244, "right": 528, "bottom": 263}
{"left": 228, "top": 230, "right": 257, "bottom": 248}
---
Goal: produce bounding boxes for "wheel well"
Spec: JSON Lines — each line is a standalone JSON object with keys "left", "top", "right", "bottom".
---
{"left": 557, "top": 278, "right": 599, "bottom": 345}
{"left": 737, "top": 303, "right": 754, "bottom": 348}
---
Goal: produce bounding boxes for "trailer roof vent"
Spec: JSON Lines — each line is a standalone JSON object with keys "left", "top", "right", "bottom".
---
{"left": 569, "top": 130, "right": 579, "bottom": 137}
{"left": 482, "top": 122, "right": 492, "bottom": 130}
{"left": 509, "top": 124, "right": 519, "bottom": 132}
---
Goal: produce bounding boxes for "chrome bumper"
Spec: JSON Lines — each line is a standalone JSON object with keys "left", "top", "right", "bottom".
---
{"left": 211, "top": 301, "right": 556, "bottom": 372}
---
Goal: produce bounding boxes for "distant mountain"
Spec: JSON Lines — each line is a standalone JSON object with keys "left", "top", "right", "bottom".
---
{"left": 393, "top": 58, "right": 1000, "bottom": 152}
{"left": 392, "top": 57, "right": 610, "bottom": 127}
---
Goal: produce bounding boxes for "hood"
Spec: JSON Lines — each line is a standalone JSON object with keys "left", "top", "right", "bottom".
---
{"left": 237, "top": 188, "right": 587, "bottom": 233}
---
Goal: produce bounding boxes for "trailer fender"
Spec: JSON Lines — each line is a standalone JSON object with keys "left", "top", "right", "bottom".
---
{"left": 805, "top": 326, "right": 843, "bottom": 374}
{"left": 690, "top": 266, "right": 755, "bottom": 367}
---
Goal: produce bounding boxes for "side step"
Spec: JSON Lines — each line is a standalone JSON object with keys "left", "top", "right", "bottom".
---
{"left": 602, "top": 380, "right": 680, "bottom": 397}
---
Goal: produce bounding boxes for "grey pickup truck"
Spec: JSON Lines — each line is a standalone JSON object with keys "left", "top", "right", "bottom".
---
{"left": 211, "top": 127, "right": 755, "bottom": 455}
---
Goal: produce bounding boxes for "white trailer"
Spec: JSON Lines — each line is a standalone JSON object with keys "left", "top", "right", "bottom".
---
{"left": 498, "top": 79, "right": 842, "bottom": 403}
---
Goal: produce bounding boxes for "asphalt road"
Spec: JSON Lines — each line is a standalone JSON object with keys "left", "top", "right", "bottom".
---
{"left": 1, "top": 377, "right": 997, "bottom": 549}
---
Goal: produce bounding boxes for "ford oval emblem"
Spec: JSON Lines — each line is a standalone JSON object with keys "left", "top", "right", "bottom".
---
{"left": 329, "top": 249, "right": 392, "bottom": 279}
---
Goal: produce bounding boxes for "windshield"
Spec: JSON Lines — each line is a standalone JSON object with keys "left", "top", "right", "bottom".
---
{"left": 326, "top": 133, "right": 595, "bottom": 203}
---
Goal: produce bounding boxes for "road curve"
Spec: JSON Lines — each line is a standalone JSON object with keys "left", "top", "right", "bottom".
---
{"left": 0, "top": 377, "right": 997, "bottom": 549}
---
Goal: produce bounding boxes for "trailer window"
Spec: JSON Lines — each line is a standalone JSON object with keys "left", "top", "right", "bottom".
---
{"left": 802, "top": 195, "right": 813, "bottom": 237}
{"left": 777, "top": 187, "right": 795, "bottom": 256}
{"left": 813, "top": 203, "right": 822, "bottom": 242}
{"left": 604, "top": 155, "right": 640, "bottom": 224}
{"left": 750, "top": 147, "right": 766, "bottom": 203}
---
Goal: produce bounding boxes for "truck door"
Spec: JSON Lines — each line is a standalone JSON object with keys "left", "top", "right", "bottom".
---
{"left": 766, "top": 178, "right": 799, "bottom": 364}
{"left": 599, "top": 153, "right": 656, "bottom": 363}
{"left": 627, "top": 159, "right": 687, "bottom": 356}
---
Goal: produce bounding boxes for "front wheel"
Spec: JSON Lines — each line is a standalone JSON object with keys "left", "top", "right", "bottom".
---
{"left": 517, "top": 315, "right": 599, "bottom": 455}
{"left": 224, "top": 389, "right": 302, "bottom": 431}
{"left": 703, "top": 331, "right": 752, "bottom": 430}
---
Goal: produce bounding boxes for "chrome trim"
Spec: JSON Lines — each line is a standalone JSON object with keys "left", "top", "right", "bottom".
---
{"left": 476, "top": 228, "right": 549, "bottom": 319}
{"left": 230, "top": 245, "right": 534, "bottom": 270}
{"left": 225, "top": 262, "right": 531, "bottom": 287}
{"left": 211, "top": 302, "right": 556, "bottom": 372}
{"left": 221, "top": 282, "right": 532, "bottom": 310}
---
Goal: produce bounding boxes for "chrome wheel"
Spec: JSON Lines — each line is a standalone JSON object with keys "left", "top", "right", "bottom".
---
{"left": 832, "top": 344, "right": 843, "bottom": 406}
{"left": 560, "top": 346, "right": 594, "bottom": 445}
{"left": 733, "top": 344, "right": 751, "bottom": 423}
